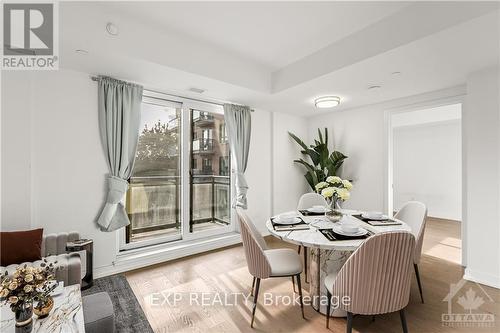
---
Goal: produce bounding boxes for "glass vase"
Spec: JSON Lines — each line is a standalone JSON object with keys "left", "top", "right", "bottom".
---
{"left": 14, "top": 302, "right": 33, "bottom": 327}
{"left": 326, "top": 199, "right": 343, "bottom": 222}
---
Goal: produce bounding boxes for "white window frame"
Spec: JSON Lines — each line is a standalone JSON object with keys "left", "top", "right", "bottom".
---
{"left": 118, "top": 90, "right": 235, "bottom": 252}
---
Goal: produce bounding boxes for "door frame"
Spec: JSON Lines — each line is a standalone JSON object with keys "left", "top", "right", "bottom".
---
{"left": 384, "top": 95, "right": 465, "bottom": 265}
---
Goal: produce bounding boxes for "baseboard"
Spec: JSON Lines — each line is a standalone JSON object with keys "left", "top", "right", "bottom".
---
{"left": 464, "top": 268, "right": 500, "bottom": 289}
{"left": 94, "top": 233, "right": 242, "bottom": 278}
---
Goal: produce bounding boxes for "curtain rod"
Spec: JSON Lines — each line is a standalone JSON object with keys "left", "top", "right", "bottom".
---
{"left": 90, "top": 76, "right": 254, "bottom": 112}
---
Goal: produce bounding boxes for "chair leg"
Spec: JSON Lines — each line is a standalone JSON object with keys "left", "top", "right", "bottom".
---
{"left": 326, "top": 290, "right": 332, "bottom": 329}
{"left": 251, "top": 278, "right": 261, "bottom": 328}
{"left": 251, "top": 276, "right": 256, "bottom": 296}
{"left": 414, "top": 263, "right": 424, "bottom": 303}
{"left": 303, "top": 247, "right": 308, "bottom": 283}
{"left": 296, "top": 274, "right": 305, "bottom": 319}
{"left": 291, "top": 275, "right": 296, "bottom": 292}
{"left": 400, "top": 309, "right": 408, "bottom": 333}
{"left": 346, "top": 312, "right": 354, "bottom": 333}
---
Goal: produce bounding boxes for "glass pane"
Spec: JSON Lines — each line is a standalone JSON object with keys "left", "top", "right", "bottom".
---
{"left": 126, "top": 102, "right": 182, "bottom": 243}
{"left": 190, "top": 109, "right": 231, "bottom": 233}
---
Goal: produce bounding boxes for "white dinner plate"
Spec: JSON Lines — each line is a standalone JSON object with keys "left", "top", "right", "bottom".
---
{"left": 332, "top": 224, "right": 369, "bottom": 237}
{"left": 362, "top": 213, "right": 388, "bottom": 221}
{"left": 274, "top": 217, "right": 302, "bottom": 225}
{"left": 307, "top": 207, "right": 328, "bottom": 213}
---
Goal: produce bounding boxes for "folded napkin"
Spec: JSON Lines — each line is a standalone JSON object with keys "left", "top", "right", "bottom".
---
{"left": 298, "top": 209, "right": 329, "bottom": 216}
{"left": 353, "top": 214, "right": 402, "bottom": 226}
{"left": 319, "top": 228, "right": 371, "bottom": 241}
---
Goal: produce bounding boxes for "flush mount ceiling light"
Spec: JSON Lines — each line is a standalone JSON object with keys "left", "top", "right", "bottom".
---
{"left": 314, "top": 96, "right": 340, "bottom": 109}
{"left": 106, "top": 22, "right": 119, "bottom": 36}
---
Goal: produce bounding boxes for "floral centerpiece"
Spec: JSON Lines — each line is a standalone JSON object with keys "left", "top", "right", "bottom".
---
{"left": 0, "top": 260, "right": 58, "bottom": 327}
{"left": 315, "top": 176, "right": 353, "bottom": 219}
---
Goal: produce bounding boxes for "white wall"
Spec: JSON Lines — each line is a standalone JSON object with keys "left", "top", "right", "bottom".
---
{"left": 1, "top": 72, "right": 33, "bottom": 231}
{"left": 307, "top": 105, "right": 387, "bottom": 212}
{"left": 271, "top": 112, "right": 308, "bottom": 215}
{"left": 393, "top": 120, "right": 462, "bottom": 220}
{"left": 463, "top": 66, "right": 500, "bottom": 288}
{"left": 0, "top": 68, "right": 305, "bottom": 273}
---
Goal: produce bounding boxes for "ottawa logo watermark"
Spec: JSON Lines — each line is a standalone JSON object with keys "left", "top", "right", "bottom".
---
{"left": 2, "top": 2, "right": 59, "bottom": 70}
{"left": 442, "top": 279, "right": 495, "bottom": 328}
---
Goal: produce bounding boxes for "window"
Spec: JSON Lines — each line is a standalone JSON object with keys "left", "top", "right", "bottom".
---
{"left": 202, "top": 158, "right": 212, "bottom": 173}
{"left": 219, "top": 124, "right": 228, "bottom": 143}
{"left": 219, "top": 156, "right": 229, "bottom": 176}
{"left": 123, "top": 92, "right": 233, "bottom": 249}
{"left": 126, "top": 100, "right": 182, "bottom": 244}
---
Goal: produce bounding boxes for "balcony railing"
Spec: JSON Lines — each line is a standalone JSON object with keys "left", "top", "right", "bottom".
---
{"left": 192, "top": 138, "right": 214, "bottom": 153}
{"left": 193, "top": 112, "right": 214, "bottom": 126}
{"left": 126, "top": 175, "right": 230, "bottom": 243}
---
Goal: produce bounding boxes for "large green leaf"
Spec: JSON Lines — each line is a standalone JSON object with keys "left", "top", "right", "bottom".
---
{"left": 289, "top": 128, "right": 347, "bottom": 189}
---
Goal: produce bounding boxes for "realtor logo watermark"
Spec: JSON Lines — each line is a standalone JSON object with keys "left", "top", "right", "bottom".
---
{"left": 149, "top": 291, "right": 350, "bottom": 309}
{"left": 442, "top": 279, "right": 495, "bottom": 328}
{"left": 2, "top": 2, "right": 58, "bottom": 69}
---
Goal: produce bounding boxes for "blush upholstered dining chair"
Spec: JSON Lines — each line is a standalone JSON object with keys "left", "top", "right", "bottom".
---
{"left": 296, "top": 193, "right": 328, "bottom": 283}
{"left": 236, "top": 208, "right": 305, "bottom": 327}
{"left": 324, "top": 231, "right": 416, "bottom": 333}
{"left": 394, "top": 201, "right": 428, "bottom": 303}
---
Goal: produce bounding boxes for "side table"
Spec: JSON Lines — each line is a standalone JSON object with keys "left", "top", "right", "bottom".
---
{"left": 66, "top": 239, "right": 94, "bottom": 290}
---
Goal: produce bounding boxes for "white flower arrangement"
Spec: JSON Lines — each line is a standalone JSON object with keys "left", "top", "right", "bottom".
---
{"left": 315, "top": 177, "right": 353, "bottom": 204}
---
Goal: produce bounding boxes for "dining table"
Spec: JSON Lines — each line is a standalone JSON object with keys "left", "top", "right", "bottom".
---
{"left": 266, "top": 209, "right": 411, "bottom": 317}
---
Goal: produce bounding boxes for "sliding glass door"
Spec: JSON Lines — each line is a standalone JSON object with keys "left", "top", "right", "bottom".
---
{"left": 190, "top": 109, "right": 231, "bottom": 234}
{"left": 122, "top": 92, "right": 233, "bottom": 250}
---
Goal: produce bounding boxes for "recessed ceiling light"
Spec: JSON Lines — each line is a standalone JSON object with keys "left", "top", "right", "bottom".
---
{"left": 314, "top": 96, "right": 340, "bottom": 109}
{"left": 391, "top": 71, "right": 402, "bottom": 76}
{"left": 106, "top": 22, "right": 119, "bottom": 36}
{"left": 189, "top": 87, "right": 205, "bottom": 94}
{"left": 75, "top": 49, "right": 89, "bottom": 55}
{"left": 368, "top": 85, "right": 382, "bottom": 91}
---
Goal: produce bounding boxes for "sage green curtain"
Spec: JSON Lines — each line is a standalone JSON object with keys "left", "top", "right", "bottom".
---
{"left": 223, "top": 104, "right": 252, "bottom": 209}
{"left": 96, "top": 76, "right": 143, "bottom": 232}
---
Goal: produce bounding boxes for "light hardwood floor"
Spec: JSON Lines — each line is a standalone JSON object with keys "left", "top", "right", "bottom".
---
{"left": 125, "top": 218, "right": 500, "bottom": 333}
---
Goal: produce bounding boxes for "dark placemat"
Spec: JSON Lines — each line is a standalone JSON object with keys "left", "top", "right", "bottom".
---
{"left": 319, "top": 228, "right": 371, "bottom": 241}
{"left": 271, "top": 217, "right": 308, "bottom": 231}
{"left": 298, "top": 209, "right": 329, "bottom": 216}
{"left": 353, "top": 214, "right": 402, "bottom": 226}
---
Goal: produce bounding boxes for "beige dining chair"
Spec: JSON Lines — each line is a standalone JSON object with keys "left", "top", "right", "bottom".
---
{"left": 236, "top": 208, "right": 305, "bottom": 328}
{"left": 296, "top": 192, "right": 328, "bottom": 283}
{"left": 324, "top": 231, "right": 416, "bottom": 333}
{"left": 394, "top": 201, "right": 428, "bottom": 303}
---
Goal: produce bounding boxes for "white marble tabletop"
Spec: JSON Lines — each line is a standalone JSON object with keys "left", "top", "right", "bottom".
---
{"left": 0, "top": 284, "right": 85, "bottom": 333}
{"left": 266, "top": 209, "right": 411, "bottom": 251}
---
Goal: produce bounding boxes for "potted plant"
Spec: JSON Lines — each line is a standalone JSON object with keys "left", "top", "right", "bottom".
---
{"left": 315, "top": 176, "right": 353, "bottom": 220}
{"left": 0, "top": 260, "right": 58, "bottom": 327}
{"left": 288, "top": 128, "right": 347, "bottom": 191}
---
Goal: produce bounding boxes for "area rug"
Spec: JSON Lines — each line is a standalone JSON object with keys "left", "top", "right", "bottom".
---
{"left": 82, "top": 274, "right": 154, "bottom": 333}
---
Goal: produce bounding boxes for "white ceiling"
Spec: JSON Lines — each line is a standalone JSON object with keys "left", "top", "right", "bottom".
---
{"left": 102, "top": 1, "right": 409, "bottom": 70}
{"left": 60, "top": 1, "right": 500, "bottom": 117}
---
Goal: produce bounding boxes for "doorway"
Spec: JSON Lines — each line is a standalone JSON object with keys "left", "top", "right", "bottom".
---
{"left": 387, "top": 103, "right": 463, "bottom": 265}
